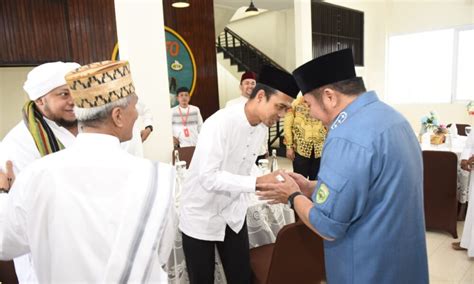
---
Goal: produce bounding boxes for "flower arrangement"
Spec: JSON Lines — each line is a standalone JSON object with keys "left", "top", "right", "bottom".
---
{"left": 420, "top": 111, "right": 439, "bottom": 132}
{"left": 467, "top": 101, "right": 474, "bottom": 116}
{"left": 433, "top": 124, "right": 448, "bottom": 135}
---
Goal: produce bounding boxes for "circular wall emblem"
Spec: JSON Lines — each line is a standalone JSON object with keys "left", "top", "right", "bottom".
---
{"left": 165, "top": 26, "right": 196, "bottom": 108}
{"left": 110, "top": 26, "right": 196, "bottom": 108}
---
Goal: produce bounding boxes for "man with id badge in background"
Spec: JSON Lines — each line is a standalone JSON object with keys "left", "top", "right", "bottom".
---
{"left": 171, "top": 86, "right": 203, "bottom": 148}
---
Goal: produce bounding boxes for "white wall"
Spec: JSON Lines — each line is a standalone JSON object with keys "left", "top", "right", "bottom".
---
{"left": 227, "top": 9, "right": 296, "bottom": 71}
{"left": 0, "top": 67, "right": 32, "bottom": 139}
{"left": 115, "top": 0, "right": 174, "bottom": 162}
{"left": 325, "top": 0, "right": 388, "bottom": 99}
{"left": 385, "top": 0, "right": 474, "bottom": 130}
{"left": 214, "top": 5, "right": 237, "bottom": 37}
{"left": 294, "top": 0, "right": 313, "bottom": 66}
{"left": 325, "top": 0, "right": 473, "bottom": 132}
{"left": 216, "top": 53, "right": 241, "bottom": 109}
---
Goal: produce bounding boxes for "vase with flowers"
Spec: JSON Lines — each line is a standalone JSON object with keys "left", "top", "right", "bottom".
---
{"left": 420, "top": 111, "right": 439, "bottom": 136}
{"left": 467, "top": 101, "right": 474, "bottom": 115}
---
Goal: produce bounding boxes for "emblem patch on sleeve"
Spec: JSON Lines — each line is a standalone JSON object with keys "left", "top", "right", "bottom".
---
{"left": 316, "top": 183, "right": 329, "bottom": 204}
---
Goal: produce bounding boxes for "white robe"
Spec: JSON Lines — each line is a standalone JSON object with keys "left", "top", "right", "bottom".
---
{"left": 460, "top": 131, "right": 474, "bottom": 256}
{"left": 171, "top": 105, "right": 203, "bottom": 147}
{"left": 1, "top": 117, "right": 76, "bottom": 283}
{"left": 0, "top": 133, "right": 176, "bottom": 283}
{"left": 179, "top": 103, "right": 266, "bottom": 241}
{"left": 225, "top": 96, "right": 268, "bottom": 156}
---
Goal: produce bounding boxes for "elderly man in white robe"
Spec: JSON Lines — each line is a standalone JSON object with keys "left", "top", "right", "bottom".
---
{"left": 1, "top": 61, "right": 80, "bottom": 283}
{"left": 0, "top": 60, "right": 176, "bottom": 283}
{"left": 453, "top": 130, "right": 474, "bottom": 255}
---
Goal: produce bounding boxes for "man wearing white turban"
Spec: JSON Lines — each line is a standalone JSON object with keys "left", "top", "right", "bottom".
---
{"left": 0, "top": 61, "right": 80, "bottom": 283}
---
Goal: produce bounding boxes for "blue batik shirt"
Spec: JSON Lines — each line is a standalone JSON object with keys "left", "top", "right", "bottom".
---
{"left": 309, "top": 91, "right": 429, "bottom": 283}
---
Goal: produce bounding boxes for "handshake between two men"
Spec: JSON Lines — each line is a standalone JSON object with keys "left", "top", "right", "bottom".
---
{"left": 255, "top": 170, "right": 315, "bottom": 204}
{"left": 254, "top": 170, "right": 331, "bottom": 240}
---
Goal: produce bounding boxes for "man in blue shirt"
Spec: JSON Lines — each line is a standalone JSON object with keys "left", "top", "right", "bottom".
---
{"left": 257, "top": 49, "right": 429, "bottom": 283}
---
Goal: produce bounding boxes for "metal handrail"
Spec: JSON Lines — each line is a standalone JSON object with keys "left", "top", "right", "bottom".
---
{"left": 216, "top": 27, "right": 286, "bottom": 72}
{"left": 216, "top": 28, "right": 287, "bottom": 154}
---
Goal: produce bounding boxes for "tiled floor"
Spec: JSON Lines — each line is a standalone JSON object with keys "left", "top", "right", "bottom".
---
{"left": 276, "top": 156, "right": 474, "bottom": 283}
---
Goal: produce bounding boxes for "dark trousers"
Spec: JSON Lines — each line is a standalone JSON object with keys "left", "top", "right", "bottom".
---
{"left": 293, "top": 152, "right": 321, "bottom": 180}
{"left": 182, "top": 222, "right": 252, "bottom": 284}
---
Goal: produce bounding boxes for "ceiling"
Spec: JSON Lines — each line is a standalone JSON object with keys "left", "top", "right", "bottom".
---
{"left": 214, "top": 0, "right": 293, "bottom": 11}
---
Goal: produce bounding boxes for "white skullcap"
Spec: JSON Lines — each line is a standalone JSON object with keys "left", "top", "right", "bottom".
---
{"left": 23, "top": 61, "right": 81, "bottom": 101}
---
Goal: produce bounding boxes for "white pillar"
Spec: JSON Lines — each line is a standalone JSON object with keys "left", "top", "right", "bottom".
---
{"left": 114, "top": 0, "right": 173, "bottom": 162}
{"left": 294, "top": 0, "right": 313, "bottom": 66}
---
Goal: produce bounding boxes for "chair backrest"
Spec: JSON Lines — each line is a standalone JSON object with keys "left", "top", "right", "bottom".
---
{"left": 0, "top": 260, "right": 18, "bottom": 284}
{"left": 172, "top": 146, "right": 195, "bottom": 169}
{"left": 265, "top": 221, "right": 326, "bottom": 284}
{"left": 422, "top": 150, "right": 458, "bottom": 238}
{"left": 446, "top": 123, "right": 471, "bottom": 136}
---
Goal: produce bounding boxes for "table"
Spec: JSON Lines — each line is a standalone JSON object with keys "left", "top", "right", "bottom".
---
{"left": 421, "top": 135, "right": 470, "bottom": 203}
{"left": 166, "top": 168, "right": 295, "bottom": 283}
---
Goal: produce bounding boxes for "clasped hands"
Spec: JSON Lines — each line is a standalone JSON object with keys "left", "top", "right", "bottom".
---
{"left": 256, "top": 170, "right": 315, "bottom": 204}
{"left": 0, "top": 160, "right": 14, "bottom": 193}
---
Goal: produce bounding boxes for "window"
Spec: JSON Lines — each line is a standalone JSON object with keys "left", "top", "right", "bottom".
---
{"left": 455, "top": 28, "right": 474, "bottom": 101}
{"left": 386, "top": 26, "right": 474, "bottom": 103}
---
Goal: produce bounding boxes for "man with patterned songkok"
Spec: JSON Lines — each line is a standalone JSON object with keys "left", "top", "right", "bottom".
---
{"left": 284, "top": 96, "right": 326, "bottom": 180}
{"left": 179, "top": 65, "right": 299, "bottom": 284}
{"left": 0, "top": 61, "right": 80, "bottom": 283}
{"left": 0, "top": 61, "right": 176, "bottom": 283}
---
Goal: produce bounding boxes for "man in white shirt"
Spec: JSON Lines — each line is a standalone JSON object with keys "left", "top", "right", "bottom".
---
{"left": 225, "top": 71, "right": 268, "bottom": 164}
{"left": 0, "top": 60, "right": 175, "bottom": 283}
{"left": 225, "top": 71, "right": 256, "bottom": 107}
{"left": 453, "top": 130, "right": 474, "bottom": 254}
{"left": 179, "top": 65, "right": 299, "bottom": 284}
{"left": 1, "top": 61, "right": 80, "bottom": 283}
{"left": 171, "top": 87, "right": 203, "bottom": 147}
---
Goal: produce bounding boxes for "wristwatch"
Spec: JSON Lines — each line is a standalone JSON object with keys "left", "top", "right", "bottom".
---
{"left": 287, "top": 191, "right": 303, "bottom": 210}
{"left": 145, "top": 125, "right": 153, "bottom": 132}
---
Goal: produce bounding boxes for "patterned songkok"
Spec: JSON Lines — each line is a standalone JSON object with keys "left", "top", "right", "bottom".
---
{"left": 65, "top": 60, "right": 135, "bottom": 108}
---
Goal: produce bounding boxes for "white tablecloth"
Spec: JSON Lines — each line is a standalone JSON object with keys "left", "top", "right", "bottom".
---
{"left": 421, "top": 135, "right": 471, "bottom": 203}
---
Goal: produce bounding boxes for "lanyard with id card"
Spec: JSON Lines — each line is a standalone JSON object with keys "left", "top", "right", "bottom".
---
{"left": 179, "top": 107, "right": 190, "bottom": 137}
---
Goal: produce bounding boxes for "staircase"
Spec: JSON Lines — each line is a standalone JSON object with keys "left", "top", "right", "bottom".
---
{"left": 216, "top": 27, "right": 284, "bottom": 73}
{"left": 216, "top": 27, "right": 287, "bottom": 156}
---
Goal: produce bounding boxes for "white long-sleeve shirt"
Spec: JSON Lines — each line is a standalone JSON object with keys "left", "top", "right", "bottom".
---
{"left": 0, "top": 133, "right": 175, "bottom": 283}
{"left": 461, "top": 131, "right": 474, "bottom": 161}
{"left": 225, "top": 97, "right": 268, "bottom": 156}
{"left": 171, "top": 105, "right": 203, "bottom": 147}
{"left": 1, "top": 118, "right": 76, "bottom": 175}
{"left": 179, "top": 103, "right": 267, "bottom": 241}
{"left": 1, "top": 117, "right": 76, "bottom": 283}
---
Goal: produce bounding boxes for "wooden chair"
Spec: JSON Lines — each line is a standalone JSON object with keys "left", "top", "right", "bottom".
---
{"left": 446, "top": 123, "right": 471, "bottom": 136}
{"left": 249, "top": 221, "right": 326, "bottom": 284}
{"left": 171, "top": 146, "right": 195, "bottom": 169}
{"left": 0, "top": 260, "right": 18, "bottom": 284}
{"left": 422, "top": 150, "right": 458, "bottom": 238}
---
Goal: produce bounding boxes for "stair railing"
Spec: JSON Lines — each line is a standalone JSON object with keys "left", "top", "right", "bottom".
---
{"left": 216, "top": 28, "right": 289, "bottom": 156}
{"left": 216, "top": 27, "right": 285, "bottom": 73}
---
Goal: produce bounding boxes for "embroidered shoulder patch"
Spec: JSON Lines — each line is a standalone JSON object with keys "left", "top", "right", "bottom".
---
{"left": 316, "top": 183, "right": 329, "bottom": 204}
